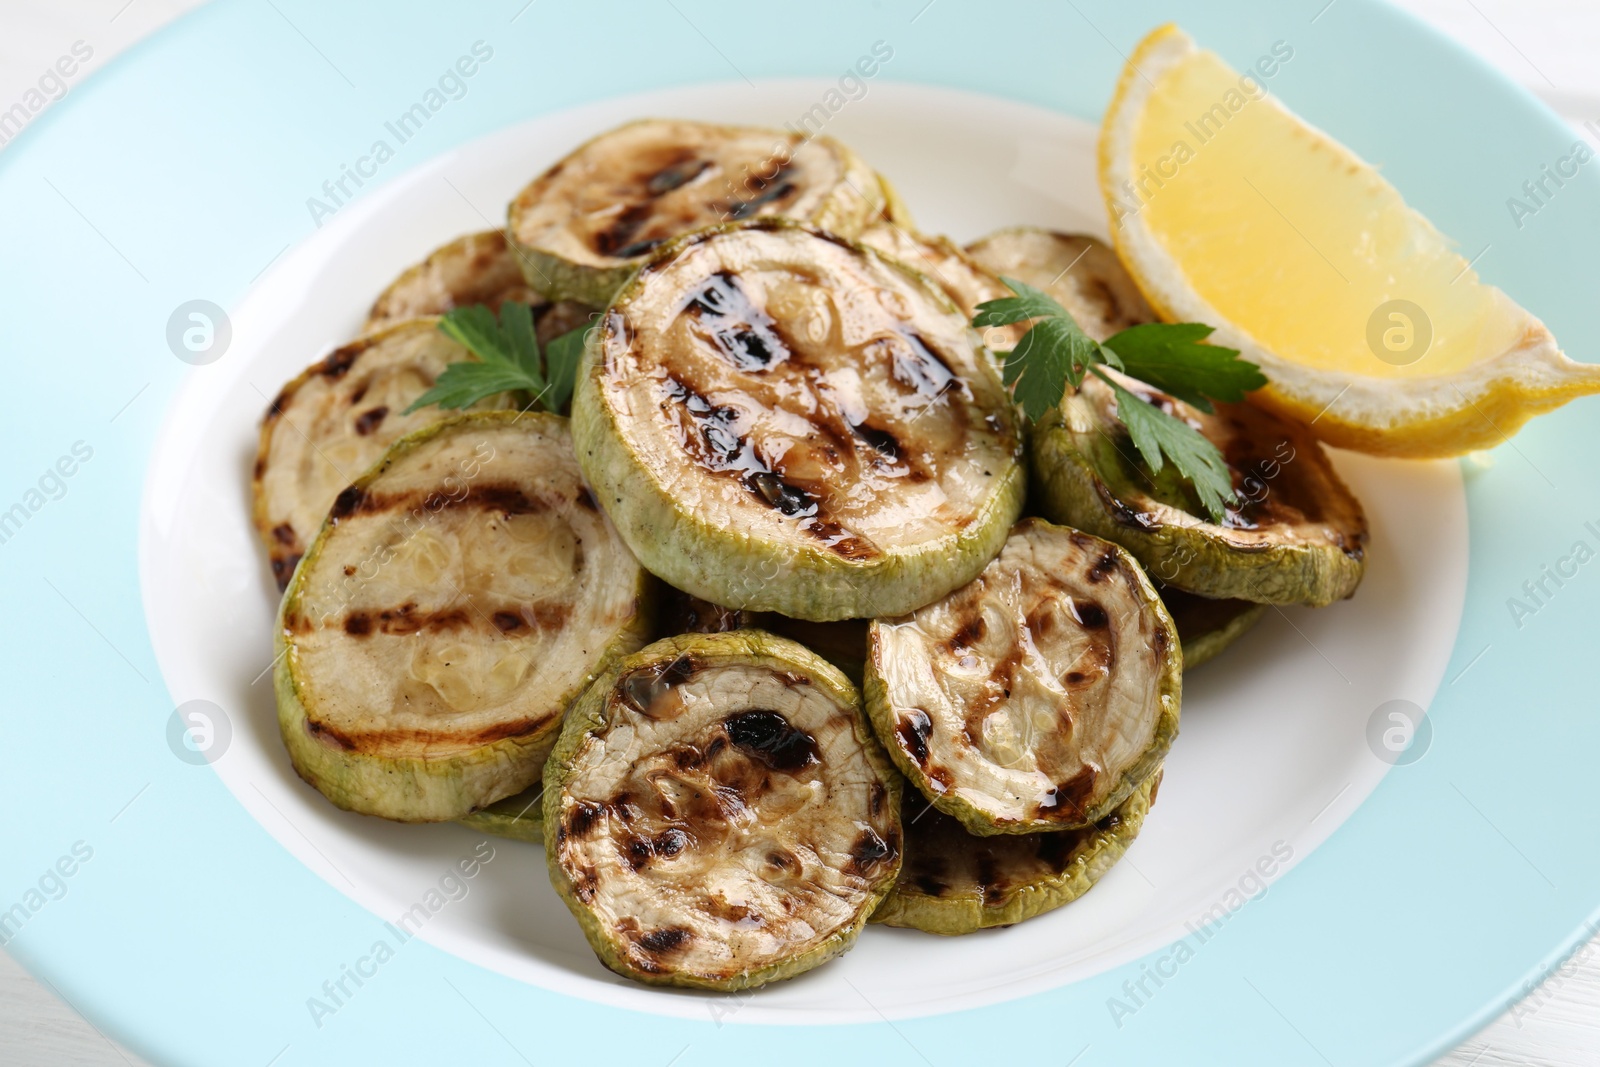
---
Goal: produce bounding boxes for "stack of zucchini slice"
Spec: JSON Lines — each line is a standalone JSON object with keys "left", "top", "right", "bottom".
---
{"left": 252, "top": 116, "right": 1369, "bottom": 991}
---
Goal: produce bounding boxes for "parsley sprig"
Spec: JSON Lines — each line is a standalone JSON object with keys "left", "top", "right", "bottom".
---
{"left": 973, "top": 278, "right": 1266, "bottom": 522}
{"left": 403, "top": 302, "right": 589, "bottom": 416}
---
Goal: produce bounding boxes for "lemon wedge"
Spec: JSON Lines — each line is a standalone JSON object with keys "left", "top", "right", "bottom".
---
{"left": 1099, "top": 24, "right": 1600, "bottom": 457}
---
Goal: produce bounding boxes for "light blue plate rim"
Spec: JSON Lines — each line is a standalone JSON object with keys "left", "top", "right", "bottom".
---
{"left": 2, "top": 1, "right": 1599, "bottom": 1064}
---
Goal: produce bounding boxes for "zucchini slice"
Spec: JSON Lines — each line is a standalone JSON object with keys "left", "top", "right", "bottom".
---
{"left": 964, "top": 227, "right": 1156, "bottom": 342}
{"left": 864, "top": 518, "right": 1180, "bottom": 835}
{"left": 872, "top": 771, "right": 1159, "bottom": 934}
{"left": 363, "top": 229, "right": 594, "bottom": 338}
{"left": 544, "top": 631, "right": 902, "bottom": 991}
{"left": 1161, "top": 587, "right": 1265, "bottom": 671}
{"left": 857, "top": 221, "right": 1009, "bottom": 322}
{"left": 508, "top": 119, "right": 886, "bottom": 306}
{"left": 253, "top": 319, "right": 514, "bottom": 591}
{"left": 573, "top": 219, "right": 1025, "bottom": 622}
{"left": 459, "top": 785, "right": 545, "bottom": 845}
{"left": 275, "top": 412, "right": 651, "bottom": 822}
{"left": 1031, "top": 372, "right": 1369, "bottom": 606}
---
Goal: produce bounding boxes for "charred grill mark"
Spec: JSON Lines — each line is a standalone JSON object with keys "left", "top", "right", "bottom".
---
{"left": 647, "top": 157, "right": 712, "bottom": 195}
{"left": 253, "top": 455, "right": 267, "bottom": 480}
{"left": 659, "top": 375, "right": 880, "bottom": 560}
{"left": 572, "top": 867, "right": 598, "bottom": 903}
{"left": 270, "top": 523, "right": 297, "bottom": 546}
{"left": 1040, "top": 765, "right": 1098, "bottom": 821}
{"left": 594, "top": 202, "right": 653, "bottom": 259}
{"left": 577, "top": 486, "right": 600, "bottom": 511}
{"left": 265, "top": 388, "right": 293, "bottom": 422}
{"left": 896, "top": 708, "right": 933, "bottom": 765}
{"left": 334, "top": 600, "right": 569, "bottom": 637}
{"left": 318, "top": 345, "right": 362, "bottom": 379}
{"left": 724, "top": 710, "right": 820, "bottom": 774}
{"left": 847, "top": 827, "right": 895, "bottom": 876}
{"left": 850, "top": 420, "right": 901, "bottom": 460}
{"left": 683, "top": 271, "right": 792, "bottom": 371}
{"left": 1071, "top": 599, "right": 1109, "bottom": 629}
{"left": 636, "top": 926, "right": 692, "bottom": 955}
{"left": 566, "top": 799, "right": 605, "bottom": 837}
{"left": 306, "top": 712, "right": 546, "bottom": 752}
{"left": 271, "top": 553, "right": 302, "bottom": 591}
{"left": 915, "top": 874, "right": 950, "bottom": 897}
{"left": 353, "top": 406, "right": 389, "bottom": 436}
{"left": 748, "top": 471, "right": 816, "bottom": 517}
{"left": 888, "top": 329, "right": 960, "bottom": 402}
{"left": 329, "top": 486, "right": 367, "bottom": 521}
{"left": 1087, "top": 553, "right": 1120, "bottom": 584}
{"left": 305, "top": 717, "right": 355, "bottom": 750}
{"left": 870, "top": 781, "right": 888, "bottom": 818}
{"left": 1097, "top": 481, "right": 1159, "bottom": 530}
{"left": 721, "top": 161, "right": 799, "bottom": 220}
{"left": 426, "top": 484, "right": 543, "bottom": 517}
{"left": 946, "top": 614, "right": 986, "bottom": 654}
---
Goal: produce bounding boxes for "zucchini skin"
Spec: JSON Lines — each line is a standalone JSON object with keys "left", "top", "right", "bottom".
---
{"left": 571, "top": 218, "right": 1026, "bottom": 622}
{"left": 459, "top": 788, "right": 545, "bottom": 845}
{"left": 543, "top": 630, "right": 902, "bottom": 991}
{"left": 274, "top": 412, "right": 655, "bottom": 823}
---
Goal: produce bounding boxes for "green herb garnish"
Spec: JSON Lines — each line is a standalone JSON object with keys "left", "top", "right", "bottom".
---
{"left": 403, "top": 302, "right": 589, "bottom": 415}
{"left": 973, "top": 278, "right": 1267, "bottom": 522}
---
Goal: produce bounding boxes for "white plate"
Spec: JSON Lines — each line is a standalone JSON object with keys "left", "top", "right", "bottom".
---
{"left": 138, "top": 79, "right": 1466, "bottom": 1024}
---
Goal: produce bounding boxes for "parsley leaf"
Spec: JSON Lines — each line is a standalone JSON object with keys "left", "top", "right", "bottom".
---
{"left": 1093, "top": 369, "right": 1235, "bottom": 522}
{"left": 972, "top": 278, "right": 1265, "bottom": 522}
{"left": 1100, "top": 322, "right": 1266, "bottom": 413}
{"left": 403, "top": 302, "right": 588, "bottom": 416}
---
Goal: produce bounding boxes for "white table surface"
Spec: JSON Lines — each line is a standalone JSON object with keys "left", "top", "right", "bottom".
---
{"left": 2, "top": 1, "right": 1597, "bottom": 1064}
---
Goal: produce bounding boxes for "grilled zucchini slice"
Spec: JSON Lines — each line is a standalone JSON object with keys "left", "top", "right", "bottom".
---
{"left": 872, "top": 771, "right": 1159, "bottom": 934}
{"left": 865, "top": 518, "right": 1180, "bottom": 835}
{"left": 274, "top": 412, "right": 651, "bottom": 822}
{"left": 544, "top": 631, "right": 902, "bottom": 991}
{"left": 573, "top": 219, "right": 1025, "bottom": 622}
{"left": 253, "top": 319, "right": 514, "bottom": 590}
{"left": 1031, "top": 373, "right": 1369, "bottom": 606}
{"left": 964, "top": 228, "right": 1156, "bottom": 342}
{"left": 363, "top": 229, "right": 594, "bottom": 338}
{"left": 508, "top": 118, "right": 885, "bottom": 306}
{"left": 459, "top": 785, "right": 545, "bottom": 844}
{"left": 1161, "top": 587, "right": 1265, "bottom": 670}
